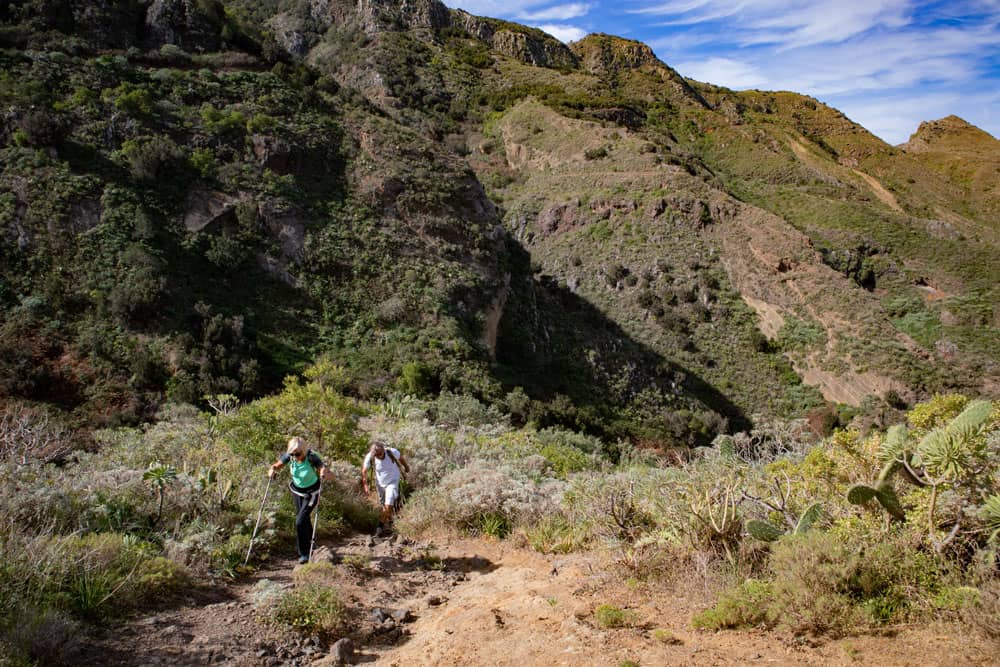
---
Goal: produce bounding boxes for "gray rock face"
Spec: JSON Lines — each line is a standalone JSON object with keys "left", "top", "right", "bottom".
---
{"left": 265, "top": 13, "right": 313, "bottom": 58}
{"left": 356, "top": 0, "right": 451, "bottom": 34}
{"left": 538, "top": 202, "right": 578, "bottom": 236}
{"left": 251, "top": 135, "right": 293, "bottom": 175}
{"left": 71, "top": 0, "right": 144, "bottom": 48}
{"left": 145, "top": 0, "right": 222, "bottom": 52}
{"left": 257, "top": 199, "right": 306, "bottom": 265}
{"left": 183, "top": 190, "right": 238, "bottom": 233}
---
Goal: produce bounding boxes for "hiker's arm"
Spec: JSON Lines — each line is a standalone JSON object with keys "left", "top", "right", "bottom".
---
{"left": 361, "top": 453, "right": 371, "bottom": 493}
{"left": 398, "top": 454, "right": 410, "bottom": 475}
{"left": 269, "top": 453, "right": 291, "bottom": 478}
{"left": 317, "top": 464, "right": 333, "bottom": 482}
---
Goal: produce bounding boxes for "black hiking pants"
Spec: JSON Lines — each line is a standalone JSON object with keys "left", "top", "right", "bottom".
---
{"left": 291, "top": 481, "right": 321, "bottom": 558}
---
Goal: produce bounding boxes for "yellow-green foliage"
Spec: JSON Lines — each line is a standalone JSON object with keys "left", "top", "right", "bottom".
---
{"left": 907, "top": 393, "right": 969, "bottom": 432}
{"left": 220, "top": 364, "right": 367, "bottom": 463}
{"left": 594, "top": 604, "right": 639, "bottom": 628}
{"left": 133, "top": 557, "right": 192, "bottom": 600}
{"left": 525, "top": 515, "right": 589, "bottom": 554}
{"left": 692, "top": 580, "right": 773, "bottom": 630}
{"left": 766, "top": 446, "right": 847, "bottom": 499}
{"left": 292, "top": 561, "right": 338, "bottom": 585}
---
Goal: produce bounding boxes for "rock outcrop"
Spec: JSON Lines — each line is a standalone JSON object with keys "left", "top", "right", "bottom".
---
{"left": 451, "top": 10, "right": 578, "bottom": 70}
{"left": 145, "top": 0, "right": 222, "bottom": 52}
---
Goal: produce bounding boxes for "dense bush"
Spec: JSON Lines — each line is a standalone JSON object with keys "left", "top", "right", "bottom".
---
{"left": 270, "top": 584, "right": 346, "bottom": 637}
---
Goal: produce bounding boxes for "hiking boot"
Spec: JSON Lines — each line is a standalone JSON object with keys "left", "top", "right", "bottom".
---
{"left": 298, "top": 556, "right": 309, "bottom": 564}
{"left": 374, "top": 525, "right": 384, "bottom": 537}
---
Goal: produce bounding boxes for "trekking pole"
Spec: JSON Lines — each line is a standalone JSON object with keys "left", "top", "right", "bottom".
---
{"left": 244, "top": 475, "right": 272, "bottom": 567}
{"left": 307, "top": 484, "right": 322, "bottom": 563}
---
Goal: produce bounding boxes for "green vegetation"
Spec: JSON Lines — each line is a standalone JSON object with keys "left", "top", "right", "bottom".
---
{"left": 271, "top": 584, "right": 346, "bottom": 637}
{"left": 1, "top": 2, "right": 999, "bottom": 660}
{"left": 594, "top": 604, "right": 639, "bottom": 628}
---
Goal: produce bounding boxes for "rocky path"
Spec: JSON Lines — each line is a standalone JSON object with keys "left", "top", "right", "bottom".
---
{"left": 81, "top": 533, "right": 996, "bottom": 666}
{"left": 79, "top": 532, "right": 494, "bottom": 666}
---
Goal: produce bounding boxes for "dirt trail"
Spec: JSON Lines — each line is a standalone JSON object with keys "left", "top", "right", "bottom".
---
{"left": 81, "top": 534, "right": 996, "bottom": 666}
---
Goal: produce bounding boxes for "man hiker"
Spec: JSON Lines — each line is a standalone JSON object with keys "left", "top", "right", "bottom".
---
{"left": 268, "top": 437, "right": 332, "bottom": 563}
{"left": 361, "top": 441, "right": 410, "bottom": 535}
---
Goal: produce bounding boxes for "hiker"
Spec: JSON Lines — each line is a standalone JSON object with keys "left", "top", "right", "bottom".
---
{"left": 361, "top": 441, "right": 410, "bottom": 535}
{"left": 268, "top": 437, "right": 333, "bottom": 563}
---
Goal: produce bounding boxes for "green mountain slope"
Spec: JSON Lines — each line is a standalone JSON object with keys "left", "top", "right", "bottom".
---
{"left": 1, "top": 0, "right": 997, "bottom": 441}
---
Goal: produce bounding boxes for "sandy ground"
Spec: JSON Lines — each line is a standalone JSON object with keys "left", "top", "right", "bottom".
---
{"left": 80, "top": 532, "right": 998, "bottom": 666}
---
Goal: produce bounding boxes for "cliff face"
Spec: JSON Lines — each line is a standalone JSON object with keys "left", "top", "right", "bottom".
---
{"left": 451, "top": 10, "right": 579, "bottom": 70}
{"left": 572, "top": 33, "right": 661, "bottom": 73}
{"left": 901, "top": 115, "right": 998, "bottom": 154}
{"left": 571, "top": 33, "right": 709, "bottom": 108}
{"left": 0, "top": 0, "right": 227, "bottom": 50}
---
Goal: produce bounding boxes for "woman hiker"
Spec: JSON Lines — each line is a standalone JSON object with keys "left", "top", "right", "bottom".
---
{"left": 268, "top": 437, "right": 333, "bottom": 563}
{"left": 361, "top": 441, "right": 410, "bottom": 536}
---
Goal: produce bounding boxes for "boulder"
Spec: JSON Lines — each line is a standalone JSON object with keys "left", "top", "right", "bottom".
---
{"left": 538, "top": 202, "right": 578, "bottom": 235}
{"left": 183, "top": 190, "right": 239, "bottom": 232}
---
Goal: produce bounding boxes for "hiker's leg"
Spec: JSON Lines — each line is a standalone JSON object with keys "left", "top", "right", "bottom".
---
{"left": 294, "top": 493, "right": 313, "bottom": 558}
{"left": 376, "top": 484, "right": 390, "bottom": 527}
{"left": 383, "top": 483, "right": 399, "bottom": 524}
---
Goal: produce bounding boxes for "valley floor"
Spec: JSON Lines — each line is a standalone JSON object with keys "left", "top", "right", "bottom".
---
{"left": 81, "top": 534, "right": 996, "bottom": 666}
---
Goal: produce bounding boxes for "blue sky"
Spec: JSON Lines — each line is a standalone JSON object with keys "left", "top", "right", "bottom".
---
{"left": 443, "top": 0, "right": 1000, "bottom": 144}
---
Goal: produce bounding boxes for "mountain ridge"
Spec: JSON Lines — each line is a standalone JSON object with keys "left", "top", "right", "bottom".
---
{"left": 0, "top": 0, "right": 997, "bottom": 441}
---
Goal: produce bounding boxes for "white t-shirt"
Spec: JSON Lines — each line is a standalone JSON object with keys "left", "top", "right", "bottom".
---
{"left": 363, "top": 447, "right": 402, "bottom": 487}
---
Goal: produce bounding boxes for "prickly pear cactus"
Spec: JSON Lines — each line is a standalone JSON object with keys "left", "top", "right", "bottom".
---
{"left": 794, "top": 503, "right": 823, "bottom": 533}
{"left": 746, "top": 503, "right": 824, "bottom": 542}
{"left": 746, "top": 520, "right": 784, "bottom": 542}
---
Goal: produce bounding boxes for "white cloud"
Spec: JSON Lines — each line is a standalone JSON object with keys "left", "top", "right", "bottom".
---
{"left": 444, "top": 0, "right": 547, "bottom": 17}
{"left": 534, "top": 23, "right": 589, "bottom": 41}
{"left": 517, "top": 3, "right": 592, "bottom": 20}
{"left": 828, "top": 88, "right": 1000, "bottom": 144}
{"left": 632, "top": 0, "right": 912, "bottom": 48}
{"left": 675, "top": 57, "right": 767, "bottom": 88}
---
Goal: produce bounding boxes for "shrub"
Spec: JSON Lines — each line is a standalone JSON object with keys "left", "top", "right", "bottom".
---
{"left": 692, "top": 580, "right": 773, "bottom": 630}
{"left": 432, "top": 391, "right": 507, "bottom": 428}
{"left": 200, "top": 104, "right": 247, "bottom": 136}
{"left": 189, "top": 147, "right": 218, "bottom": 179}
{"left": 119, "top": 136, "right": 182, "bottom": 182}
{"left": 132, "top": 557, "right": 191, "bottom": 602}
{"left": 584, "top": 147, "right": 608, "bottom": 160}
{"left": 220, "top": 372, "right": 366, "bottom": 463}
{"left": 0, "top": 608, "right": 82, "bottom": 666}
{"left": 107, "top": 85, "right": 153, "bottom": 117}
{"left": 270, "top": 584, "right": 346, "bottom": 637}
{"left": 398, "top": 360, "right": 437, "bottom": 396}
{"left": 398, "top": 461, "right": 562, "bottom": 536}
{"left": 524, "top": 515, "right": 588, "bottom": 554}
{"left": 767, "top": 530, "right": 944, "bottom": 635}
{"left": 962, "top": 580, "right": 1000, "bottom": 644}
{"left": 594, "top": 604, "right": 638, "bottom": 628}
{"left": 293, "top": 561, "right": 338, "bottom": 585}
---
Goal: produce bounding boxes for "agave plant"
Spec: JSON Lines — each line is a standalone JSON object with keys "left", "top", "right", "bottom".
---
{"left": 982, "top": 495, "right": 1000, "bottom": 544}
